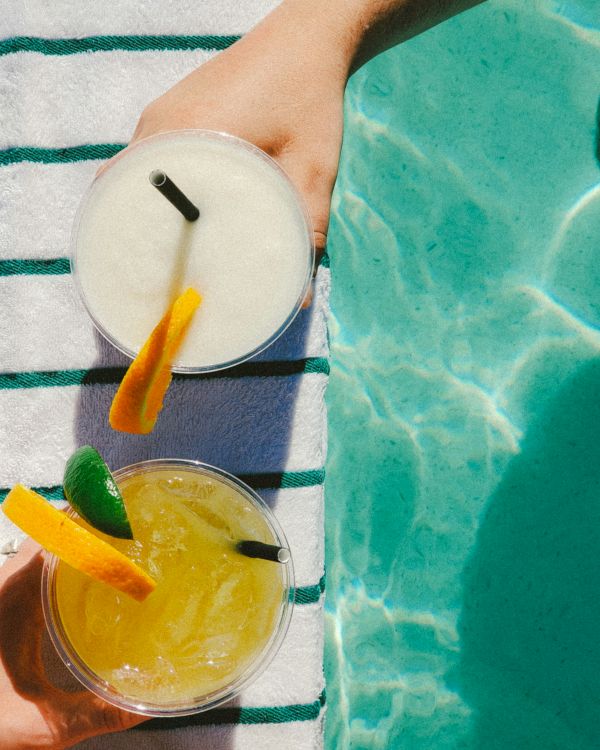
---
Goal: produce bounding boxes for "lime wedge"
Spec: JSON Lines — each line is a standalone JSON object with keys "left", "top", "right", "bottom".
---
{"left": 63, "top": 446, "right": 133, "bottom": 539}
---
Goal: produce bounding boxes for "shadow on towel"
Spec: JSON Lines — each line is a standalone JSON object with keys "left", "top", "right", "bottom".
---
{"left": 74, "top": 311, "right": 317, "bottom": 481}
{"left": 72, "top": 297, "right": 318, "bottom": 747}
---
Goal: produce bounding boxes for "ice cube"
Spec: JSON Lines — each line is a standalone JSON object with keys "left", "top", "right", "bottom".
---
{"left": 196, "top": 633, "right": 240, "bottom": 673}
{"left": 159, "top": 476, "right": 216, "bottom": 501}
{"left": 112, "top": 656, "right": 177, "bottom": 698}
{"left": 85, "top": 587, "right": 122, "bottom": 639}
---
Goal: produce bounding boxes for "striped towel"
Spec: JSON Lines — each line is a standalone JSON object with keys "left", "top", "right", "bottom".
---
{"left": 0, "top": 2, "right": 328, "bottom": 748}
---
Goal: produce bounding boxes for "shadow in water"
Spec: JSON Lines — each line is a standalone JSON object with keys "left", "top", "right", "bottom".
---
{"left": 457, "top": 358, "right": 600, "bottom": 750}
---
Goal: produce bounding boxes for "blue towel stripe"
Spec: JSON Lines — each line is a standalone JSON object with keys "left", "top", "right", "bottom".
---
{"left": 0, "top": 35, "right": 240, "bottom": 57}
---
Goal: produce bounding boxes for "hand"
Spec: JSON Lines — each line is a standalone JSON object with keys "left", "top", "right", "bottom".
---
{"left": 0, "top": 541, "right": 145, "bottom": 750}
{"left": 129, "top": 2, "right": 353, "bottom": 271}
{"left": 127, "top": 0, "right": 483, "bottom": 269}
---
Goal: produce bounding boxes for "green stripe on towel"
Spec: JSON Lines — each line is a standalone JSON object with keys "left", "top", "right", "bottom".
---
{"left": 0, "top": 485, "right": 66, "bottom": 503}
{"left": 0, "top": 480, "right": 324, "bottom": 606}
{"left": 0, "top": 358, "right": 329, "bottom": 390}
{"left": 146, "top": 690, "right": 325, "bottom": 729}
{"left": 0, "top": 469, "right": 324, "bottom": 503}
{"left": 0, "top": 140, "right": 329, "bottom": 277}
{"left": 0, "top": 144, "right": 125, "bottom": 166}
{"left": 0, "top": 258, "right": 70, "bottom": 276}
{"left": 0, "top": 254, "right": 328, "bottom": 276}
{"left": 293, "top": 575, "right": 326, "bottom": 605}
{"left": 241, "top": 469, "right": 326, "bottom": 490}
{"left": 0, "top": 35, "right": 240, "bottom": 57}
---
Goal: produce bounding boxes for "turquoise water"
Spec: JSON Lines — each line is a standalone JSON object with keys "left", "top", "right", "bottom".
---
{"left": 324, "top": 2, "right": 600, "bottom": 748}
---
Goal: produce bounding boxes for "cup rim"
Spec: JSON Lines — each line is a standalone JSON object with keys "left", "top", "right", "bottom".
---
{"left": 70, "top": 129, "right": 315, "bottom": 374}
{"left": 41, "top": 458, "right": 295, "bottom": 716}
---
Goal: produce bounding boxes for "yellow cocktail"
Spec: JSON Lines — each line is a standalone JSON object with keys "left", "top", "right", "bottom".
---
{"left": 42, "top": 459, "right": 294, "bottom": 715}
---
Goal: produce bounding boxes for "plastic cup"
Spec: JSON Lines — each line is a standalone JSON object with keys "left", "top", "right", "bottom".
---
{"left": 42, "top": 459, "right": 294, "bottom": 716}
{"left": 71, "top": 130, "right": 315, "bottom": 373}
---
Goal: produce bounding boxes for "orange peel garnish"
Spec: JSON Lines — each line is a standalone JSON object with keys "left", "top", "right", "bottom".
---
{"left": 109, "top": 287, "right": 202, "bottom": 434}
{"left": 2, "top": 485, "right": 156, "bottom": 602}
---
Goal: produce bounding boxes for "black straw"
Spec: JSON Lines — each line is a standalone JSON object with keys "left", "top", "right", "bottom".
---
{"left": 236, "top": 540, "right": 291, "bottom": 564}
{"left": 149, "top": 170, "right": 200, "bottom": 222}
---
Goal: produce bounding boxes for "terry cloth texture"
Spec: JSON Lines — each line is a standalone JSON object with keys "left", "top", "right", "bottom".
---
{"left": 0, "top": 2, "right": 328, "bottom": 748}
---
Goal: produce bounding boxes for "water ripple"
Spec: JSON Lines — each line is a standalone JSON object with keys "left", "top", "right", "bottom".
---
{"left": 325, "top": 1, "right": 600, "bottom": 748}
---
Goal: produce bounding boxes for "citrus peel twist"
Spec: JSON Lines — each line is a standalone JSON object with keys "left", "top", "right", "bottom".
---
{"left": 109, "top": 287, "right": 202, "bottom": 434}
{"left": 2, "top": 485, "right": 156, "bottom": 602}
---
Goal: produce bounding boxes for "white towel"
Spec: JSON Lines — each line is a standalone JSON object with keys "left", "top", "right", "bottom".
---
{"left": 0, "top": 2, "right": 328, "bottom": 747}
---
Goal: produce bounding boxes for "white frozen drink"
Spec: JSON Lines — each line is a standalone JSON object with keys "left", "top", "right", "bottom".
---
{"left": 73, "top": 130, "right": 314, "bottom": 371}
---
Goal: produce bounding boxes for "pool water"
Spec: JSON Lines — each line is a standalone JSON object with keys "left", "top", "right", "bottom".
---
{"left": 324, "top": 2, "right": 600, "bottom": 748}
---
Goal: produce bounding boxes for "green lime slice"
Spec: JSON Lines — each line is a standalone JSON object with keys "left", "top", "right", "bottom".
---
{"left": 63, "top": 446, "right": 133, "bottom": 539}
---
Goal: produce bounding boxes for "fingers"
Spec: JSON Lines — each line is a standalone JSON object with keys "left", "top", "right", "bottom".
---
{"left": 276, "top": 150, "right": 333, "bottom": 312}
{"left": 88, "top": 695, "right": 147, "bottom": 734}
{"left": 302, "top": 286, "right": 314, "bottom": 309}
{"left": 0, "top": 539, "right": 42, "bottom": 582}
{"left": 0, "top": 538, "right": 146, "bottom": 748}
{"left": 57, "top": 692, "right": 147, "bottom": 748}
{"left": 301, "top": 229, "right": 328, "bottom": 309}
{"left": 313, "top": 230, "right": 328, "bottom": 266}
{"left": 0, "top": 542, "right": 49, "bottom": 698}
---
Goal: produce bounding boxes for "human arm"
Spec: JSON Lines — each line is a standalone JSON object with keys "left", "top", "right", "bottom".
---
{"left": 132, "top": 0, "right": 485, "bottom": 258}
